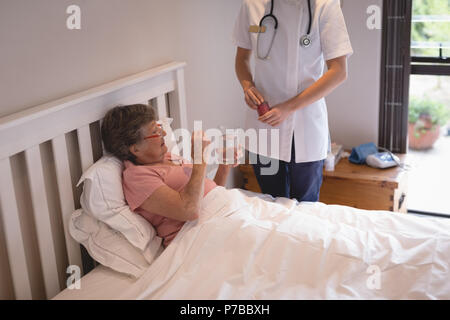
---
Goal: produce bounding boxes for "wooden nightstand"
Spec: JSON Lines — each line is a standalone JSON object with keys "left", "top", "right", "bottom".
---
{"left": 320, "top": 154, "right": 408, "bottom": 213}
{"left": 239, "top": 163, "right": 261, "bottom": 193}
{"left": 239, "top": 154, "right": 408, "bottom": 213}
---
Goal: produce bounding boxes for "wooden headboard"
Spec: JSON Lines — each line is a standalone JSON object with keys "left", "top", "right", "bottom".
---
{"left": 0, "top": 61, "right": 187, "bottom": 299}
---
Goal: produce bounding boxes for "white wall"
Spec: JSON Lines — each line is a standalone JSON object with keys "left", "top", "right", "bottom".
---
{"left": 0, "top": 0, "right": 180, "bottom": 117}
{"left": 0, "top": 0, "right": 244, "bottom": 127}
{"left": 170, "top": 0, "right": 245, "bottom": 186}
{"left": 327, "top": 0, "right": 383, "bottom": 150}
{"left": 173, "top": 0, "right": 244, "bottom": 131}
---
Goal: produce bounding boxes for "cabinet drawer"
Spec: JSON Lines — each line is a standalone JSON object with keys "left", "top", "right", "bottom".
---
{"left": 320, "top": 176, "right": 407, "bottom": 212}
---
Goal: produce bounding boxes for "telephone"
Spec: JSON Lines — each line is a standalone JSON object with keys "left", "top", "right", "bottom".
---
{"left": 366, "top": 152, "right": 400, "bottom": 169}
{"left": 349, "top": 142, "right": 403, "bottom": 169}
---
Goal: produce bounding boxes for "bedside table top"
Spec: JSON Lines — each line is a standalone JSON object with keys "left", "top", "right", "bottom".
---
{"left": 324, "top": 153, "right": 408, "bottom": 188}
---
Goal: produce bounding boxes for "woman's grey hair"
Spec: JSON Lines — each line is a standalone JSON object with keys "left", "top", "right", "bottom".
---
{"left": 101, "top": 104, "right": 156, "bottom": 163}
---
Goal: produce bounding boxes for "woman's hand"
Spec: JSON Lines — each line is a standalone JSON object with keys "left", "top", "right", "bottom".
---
{"left": 214, "top": 148, "right": 240, "bottom": 186}
{"left": 213, "top": 138, "right": 243, "bottom": 186}
{"left": 244, "top": 86, "right": 265, "bottom": 110}
{"left": 258, "top": 102, "right": 294, "bottom": 127}
{"left": 191, "top": 130, "right": 211, "bottom": 165}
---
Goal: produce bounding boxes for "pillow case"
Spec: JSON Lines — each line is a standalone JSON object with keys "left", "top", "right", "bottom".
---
{"left": 69, "top": 209, "right": 162, "bottom": 278}
{"left": 77, "top": 155, "right": 157, "bottom": 252}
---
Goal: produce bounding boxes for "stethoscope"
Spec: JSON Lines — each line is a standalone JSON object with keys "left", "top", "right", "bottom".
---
{"left": 257, "top": 0, "right": 313, "bottom": 60}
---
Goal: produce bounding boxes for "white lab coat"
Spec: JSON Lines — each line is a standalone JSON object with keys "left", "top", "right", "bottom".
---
{"left": 232, "top": 0, "right": 353, "bottom": 163}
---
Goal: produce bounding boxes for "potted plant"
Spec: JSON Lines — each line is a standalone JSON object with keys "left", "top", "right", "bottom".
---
{"left": 408, "top": 96, "right": 450, "bottom": 150}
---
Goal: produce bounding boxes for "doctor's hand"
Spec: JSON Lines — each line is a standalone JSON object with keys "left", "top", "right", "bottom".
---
{"left": 258, "top": 104, "right": 293, "bottom": 127}
{"left": 244, "top": 86, "right": 264, "bottom": 110}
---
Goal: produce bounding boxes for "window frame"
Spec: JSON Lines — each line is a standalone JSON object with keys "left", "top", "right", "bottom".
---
{"left": 378, "top": 0, "right": 413, "bottom": 154}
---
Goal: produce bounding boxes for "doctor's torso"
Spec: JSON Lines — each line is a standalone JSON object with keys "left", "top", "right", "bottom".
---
{"left": 250, "top": 0, "right": 324, "bottom": 104}
{"left": 233, "top": 0, "right": 352, "bottom": 163}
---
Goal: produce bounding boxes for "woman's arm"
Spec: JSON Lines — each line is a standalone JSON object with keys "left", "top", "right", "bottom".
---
{"left": 213, "top": 143, "right": 241, "bottom": 187}
{"left": 213, "top": 165, "right": 231, "bottom": 187}
{"left": 139, "top": 132, "right": 210, "bottom": 222}
{"left": 139, "top": 163, "right": 207, "bottom": 221}
{"left": 259, "top": 55, "right": 349, "bottom": 126}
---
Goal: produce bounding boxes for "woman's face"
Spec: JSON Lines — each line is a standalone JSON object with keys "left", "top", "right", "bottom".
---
{"left": 130, "top": 121, "right": 167, "bottom": 165}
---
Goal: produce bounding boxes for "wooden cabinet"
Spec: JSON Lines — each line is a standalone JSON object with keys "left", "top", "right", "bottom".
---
{"left": 320, "top": 155, "right": 408, "bottom": 213}
{"left": 239, "top": 164, "right": 261, "bottom": 193}
{"left": 239, "top": 154, "right": 408, "bottom": 213}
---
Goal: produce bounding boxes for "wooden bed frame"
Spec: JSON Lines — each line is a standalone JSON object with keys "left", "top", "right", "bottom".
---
{"left": 0, "top": 62, "right": 188, "bottom": 299}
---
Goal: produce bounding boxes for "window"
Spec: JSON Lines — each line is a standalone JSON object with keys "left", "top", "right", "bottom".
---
{"left": 379, "top": 0, "right": 450, "bottom": 153}
{"left": 411, "top": 0, "right": 450, "bottom": 76}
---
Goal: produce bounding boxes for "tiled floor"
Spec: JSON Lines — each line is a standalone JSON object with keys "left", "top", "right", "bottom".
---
{"left": 407, "top": 132, "right": 450, "bottom": 216}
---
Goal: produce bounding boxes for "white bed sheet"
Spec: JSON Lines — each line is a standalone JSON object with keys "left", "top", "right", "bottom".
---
{"left": 118, "top": 187, "right": 450, "bottom": 300}
{"left": 54, "top": 187, "right": 450, "bottom": 300}
{"left": 53, "top": 189, "right": 272, "bottom": 300}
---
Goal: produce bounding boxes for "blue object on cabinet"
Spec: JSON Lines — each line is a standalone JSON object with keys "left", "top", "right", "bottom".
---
{"left": 349, "top": 142, "right": 378, "bottom": 164}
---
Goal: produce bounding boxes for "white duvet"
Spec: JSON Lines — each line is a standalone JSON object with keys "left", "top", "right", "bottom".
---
{"left": 119, "top": 187, "right": 450, "bottom": 300}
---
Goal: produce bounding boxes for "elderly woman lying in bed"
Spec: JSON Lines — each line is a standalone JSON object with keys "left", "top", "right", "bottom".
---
{"left": 101, "top": 104, "right": 235, "bottom": 247}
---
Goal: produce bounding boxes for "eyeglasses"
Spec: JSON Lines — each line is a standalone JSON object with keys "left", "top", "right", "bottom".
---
{"left": 143, "top": 123, "right": 163, "bottom": 140}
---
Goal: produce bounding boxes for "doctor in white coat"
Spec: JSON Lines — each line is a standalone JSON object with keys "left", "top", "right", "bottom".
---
{"left": 233, "top": 0, "right": 353, "bottom": 201}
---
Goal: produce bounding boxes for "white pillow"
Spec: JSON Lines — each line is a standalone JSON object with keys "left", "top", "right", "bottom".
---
{"left": 158, "top": 117, "right": 180, "bottom": 156}
{"left": 77, "top": 155, "right": 158, "bottom": 252}
{"left": 69, "top": 209, "right": 163, "bottom": 278}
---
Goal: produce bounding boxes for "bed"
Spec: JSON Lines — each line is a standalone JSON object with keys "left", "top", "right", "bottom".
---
{"left": 1, "top": 62, "right": 450, "bottom": 300}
